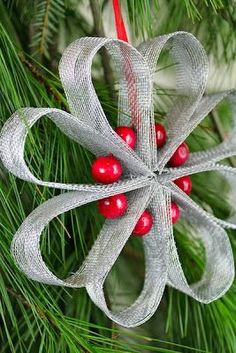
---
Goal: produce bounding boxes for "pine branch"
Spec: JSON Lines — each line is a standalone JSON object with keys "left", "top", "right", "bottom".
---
{"left": 38, "top": 0, "right": 51, "bottom": 56}
{"left": 31, "top": 0, "right": 65, "bottom": 59}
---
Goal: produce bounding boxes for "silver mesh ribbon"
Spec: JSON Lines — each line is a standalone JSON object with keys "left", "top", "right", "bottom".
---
{"left": 0, "top": 32, "right": 235, "bottom": 327}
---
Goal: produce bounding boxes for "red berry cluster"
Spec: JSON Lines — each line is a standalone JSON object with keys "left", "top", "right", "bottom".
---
{"left": 155, "top": 124, "right": 192, "bottom": 226}
{"left": 91, "top": 124, "right": 192, "bottom": 237}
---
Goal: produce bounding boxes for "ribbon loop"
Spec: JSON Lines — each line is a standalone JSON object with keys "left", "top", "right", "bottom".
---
{"left": 11, "top": 181, "right": 151, "bottom": 287}
{"left": 138, "top": 32, "right": 209, "bottom": 171}
{"left": 166, "top": 164, "right": 236, "bottom": 230}
{"left": 186, "top": 92, "right": 236, "bottom": 166}
{"left": 59, "top": 37, "right": 155, "bottom": 169}
{"left": 168, "top": 183, "right": 234, "bottom": 302}
{"left": 0, "top": 107, "right": 151, "bottom": 188}
{"left": 87, "top": 186, "right": 170, "bottom": 327}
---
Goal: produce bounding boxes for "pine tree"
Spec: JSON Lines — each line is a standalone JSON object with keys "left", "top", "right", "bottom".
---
{"left": 0, "top": 1, "right": 236, "bottom": 352}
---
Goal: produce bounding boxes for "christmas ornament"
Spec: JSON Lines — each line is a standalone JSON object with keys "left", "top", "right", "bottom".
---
{"left": 98, "top": 194, "right": 127, "bottom": 218}
{"left": 174, "top": 175, "right": 192, "bottom": 195}
{"left": 132, "top": 210, "right": 153, "bottom": 236}
{"left": 169, "top": 142, "right": 190, "bottom": 167}
{"left": 91, "top": 155, "right": 122, "bottom": 184}
{"left": 0, "top": 30, "right": 236, "bottom": 329}
{"left": 171, "top": 202, "right": 180, "bottom": 224}
{"left": 115, "top": 126, "right": 136, "bottom": 149}
{"left": 155, "top": 123, "right": 167, "bottom": 148}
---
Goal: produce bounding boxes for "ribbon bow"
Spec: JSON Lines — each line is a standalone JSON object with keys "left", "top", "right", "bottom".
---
{"left": 0, "top": 32, "right": 235, "bottom": 328}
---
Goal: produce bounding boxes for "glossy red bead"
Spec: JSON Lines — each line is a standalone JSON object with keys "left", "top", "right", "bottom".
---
{"left": 115, "top": 126, "right": 136, "bottom": 149}
{"left": 91, "top": 155, "right": 122, "bottom": 184}
{"left": 132, "top": 210, "right": 153, "bottom": 237}
{"left": 98, "top": 194, "right": 127, "bottom": 219}
{"left": 171, "top": 202, "right": 180, "bottom": 224}
{"left": 169, "top": 143, "right": 189, "bottom": 167}
{"left": 155, "top": 123, "right": 167, "bottom": 148}
{"left": 174, "top": 175, "right": 192, "bottom": 195}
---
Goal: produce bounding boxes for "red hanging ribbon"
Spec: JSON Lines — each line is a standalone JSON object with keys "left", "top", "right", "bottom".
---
{"left": 112, "top": 0, "right": 139, "bottom": 128}
{"left": 112, "top": 0, "right": 128, "bottom": 42}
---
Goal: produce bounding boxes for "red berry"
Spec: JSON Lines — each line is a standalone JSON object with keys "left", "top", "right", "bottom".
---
{"left": 155, "top": 123, "right": 167, "bottom": 148}
{"left": 115, "top": 126, "right": 136, "bottom": 149}
{"left": 98, "top": 194, "right": 127, "bottom": 219}
{"left": 132, "top": 210, "right": 153, "bottom": 237}
{"left": 174, "top": 175, "right": 192, "bottom": 195}
{"left": 169, "top": 143, "right": 189, "bottom": 167}
{"left": 91, "top": 155, "right": 122, "bottom": 184}
{"left": 171, "top": 202, "right": 180, "bottom": 224}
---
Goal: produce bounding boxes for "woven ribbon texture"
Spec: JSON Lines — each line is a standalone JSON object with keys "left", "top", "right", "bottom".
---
{"left": 0, "top": 32, "right": 235, "bottom": 327}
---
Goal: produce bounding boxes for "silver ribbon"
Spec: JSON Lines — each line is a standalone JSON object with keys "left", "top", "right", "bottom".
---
{"left": 0, "top": 32, "right": 235, "bottom": 327}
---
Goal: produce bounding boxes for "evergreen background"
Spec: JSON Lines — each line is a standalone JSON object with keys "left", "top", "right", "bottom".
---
{"left": 0, "top": 1, "right": 236, "bottom": 352}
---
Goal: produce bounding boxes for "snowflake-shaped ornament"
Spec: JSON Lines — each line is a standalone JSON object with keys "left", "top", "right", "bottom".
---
{"left": 0, "top": 32, "right": 235, "bottom": 328}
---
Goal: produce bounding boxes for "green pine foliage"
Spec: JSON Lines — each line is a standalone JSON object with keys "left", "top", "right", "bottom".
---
{"left": 31, "top": 0, "right": 65, "bottom": 58}
{"left": 0, "top": 1, "right": 236, "bottom": 352}
{"left": 125, "top": 0, "right": 236, "bottom": 63}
